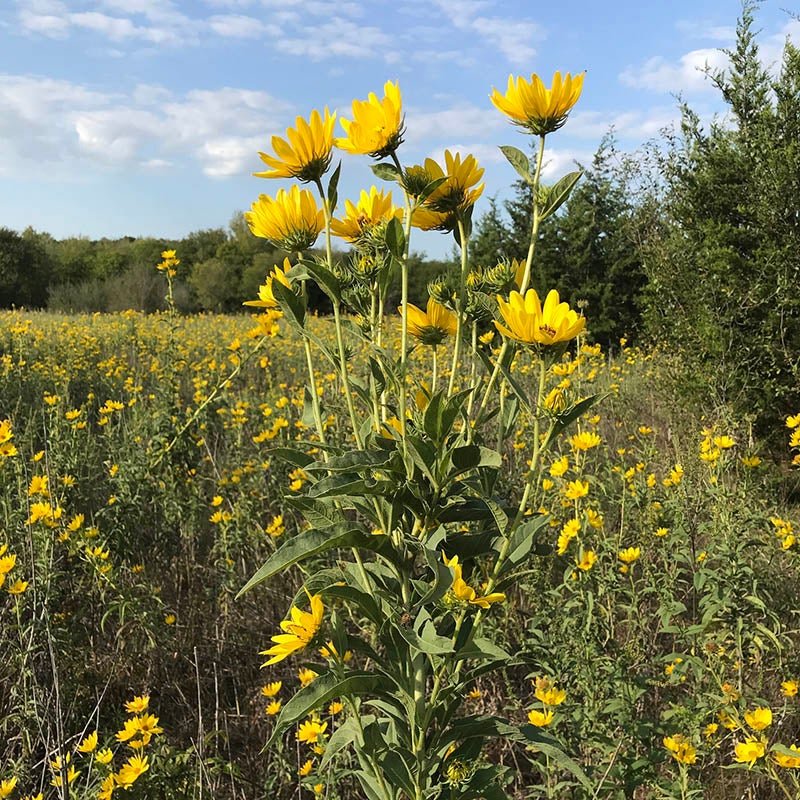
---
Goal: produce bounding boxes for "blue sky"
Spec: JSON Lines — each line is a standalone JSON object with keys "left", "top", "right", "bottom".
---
{"left": 0, "top": 0, "right": 797, "bottom": 259}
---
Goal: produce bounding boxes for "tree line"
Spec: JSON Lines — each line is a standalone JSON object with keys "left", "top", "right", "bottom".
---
{"left": 0, "top": 3, "right": 796, "bottom": 433}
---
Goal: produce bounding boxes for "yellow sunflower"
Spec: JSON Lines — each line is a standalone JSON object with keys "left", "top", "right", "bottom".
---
{"left": 260, "top": 590, "right": 324, "bottom": 666}
{"left": 243, "top": 258, "right": 293, "bottom": 309}
{"left": 494, "top": 289, "right": 585, "bottom": 346}
{"left": 491, "top": 71, "right": 585, "bottom": 135}
{"left": 403, "top": 297, "right": 457, "bottom": 346}
{"left": 246, "top": 186, "right": 324, "bottom": 252}
{"left": 330, "top": 186, "right": 403, "bottom": 242}
{"left": 254, "top": 107, "right": 336, "bottom": 183}
{"left": 335, "top": 80, "right": 403, "bottom": 158}
{"left": 411, "top": 150, "right": 484, "bottom": 232}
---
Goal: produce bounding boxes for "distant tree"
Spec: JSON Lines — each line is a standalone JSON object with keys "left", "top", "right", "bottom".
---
{"left": 0, "top": 227, "right": 53, "bottom": 307}
{"left": 469, "top": 134, "right": 646, "bottom": 346}
{"left": 639, "top": 1, "right": 800, "bottom": 432}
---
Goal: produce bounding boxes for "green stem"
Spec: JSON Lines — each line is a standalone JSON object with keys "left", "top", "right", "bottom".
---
{"left": 391, "top": 151, "right": 413, "bottom": 439}
{"left": 518, "top": 135, "right": 547, "bottom": 294}
{"left": 447, "top": 218, "right": 470, "bottom": 397}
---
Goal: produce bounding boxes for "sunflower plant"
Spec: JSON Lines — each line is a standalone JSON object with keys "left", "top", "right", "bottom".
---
{"left": 238, "top": 72, "right": 598, "bottom": 800}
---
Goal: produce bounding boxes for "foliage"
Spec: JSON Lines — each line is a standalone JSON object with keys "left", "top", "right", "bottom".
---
{"left": 638, "top": 1, "right": 800, "bottom": 436}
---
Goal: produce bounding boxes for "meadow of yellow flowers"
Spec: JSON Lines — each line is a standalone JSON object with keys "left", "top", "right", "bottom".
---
{"left": 1, "top": 72, "right": 799, "bottom": 800}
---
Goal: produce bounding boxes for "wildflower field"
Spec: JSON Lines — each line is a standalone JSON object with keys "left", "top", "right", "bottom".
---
{"left": 2, "top": 10, "right": 800, "bottom": 800}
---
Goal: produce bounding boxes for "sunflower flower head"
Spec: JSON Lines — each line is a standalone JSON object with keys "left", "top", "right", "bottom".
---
{"left": 402, "top": 297, "right": 458, "bottom": 346}
{"left": 246, "top": 186, "right": 324, "bottom": 252}
{"left": 335, "top": 80, "right": 404, "bottom": 159}
{"left": 260, "top": 589, "right": 324, "bottom": 666}
{"left": 330, "top": 186, "right": 403, "bottom": 244}
{"left": 254, "top": 107, "right": 336, "bottom": 183}
{"left": 411, "top": 151, "right": 485, "bottom": 232}
{"left": 243, "top": 258, "right": 293, "bottom": 309}
{"left": 495, "top": 289, "right": 585, "bottom": 347}
{"left": 491, "top": 71, "right": 585, "bottom": 135}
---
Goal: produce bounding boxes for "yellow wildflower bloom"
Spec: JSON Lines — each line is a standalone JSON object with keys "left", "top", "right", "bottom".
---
{"left": 563, "top": 480, "right": 589, "bottom": 500}
{"left": 246, "top": 186, "right": 324, "bottom": 252}
{"left": 744, "top": 707, "right": 772, "bottom": 731}
{"left": 781, "top": 680, "right": 798, "bottom": 697}
{"left": 495, "top": 289, "right": 585, "bottom": 347}
{"left": 96, "top": 748, "right": 113, "bottom": 765}
{"left": 260, "top": 590, "right": 324, "bottom": 666}
{"left": 490, "top": 71, "right": 585, "bottom": 135}
{"left": 550, "top": 456, "right": 569, "bottom": 477}
{"left": 735, "top": 738, "right": 766, "bottom": 766}
{"left": 254, "top": 107, "right": 335, "bottom": 183}
{"left": 299, "top": 760, "right": 313, "bottom": 777}
{"left": 8, "top": 579, "right": 28, "bottom": 595}
{"left": 411, "top": 150, "right": 485, "bottom": 232}
{"left": 115, "top": 754, "right": 149, "bottom": 788}
{"left": 536, "top": 686, "right": 566, "bottom": 706}
{"left": 403, "top": 298, "right": 457, "bottom": 346}
{"left": 98, "top": 774, "right": 115, "bottom": 800}
{"left": 261, "top": 681, "right": 282, "bottom": 697}
{"left": 125, "top": 695, "right": 149, "bottom": 714}
{"left": 775, "top": 744, "right": 800, "bottom": 768}
{"left": 243, "top": 258, "right": 293, "bottom": 309}
{"left": 527, "top": 709, "right": 554, "bottom": 727}
{"left": 335, "top": 80, "right": 403, "bottom": 158}
{"left": 663, "top": 735, "right": 697, "bottom": 764}
{"left": 77, "top": 731, "right": 98, "bottom": 753}
{"left": 569, "top": 431, "right": 601, "bottom": 451}
{"left": 265, "top": 700, "right": 281, "bottom": 715}
{"left": 443, "top": 553, "right": 505, "bottom": 609}
{"left": 0, "top": 778, "right": 17, "bottom": 799}
{"left": 297, "top": 719, "right": 328, "bottom": 744}
{"left": 328, "top": 701, "right": 343, "bottom": 716}
{"left": 330, "top": 186, "right": 402, "bottom": 242}
{"left": 618, "top": 547, "right": 641, "bottom": 564}
{"left": 298, "top": 667, "right": 318, "bottom": 688}
{"left": 576, "top": 550, "right": 596, "bottom": 571}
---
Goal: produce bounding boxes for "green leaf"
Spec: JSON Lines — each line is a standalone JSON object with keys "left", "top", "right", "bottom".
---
{"left": 416, "top": 176, "right": 448, "bottom": 203}
{"left": 377, "top": 750, "right": 415, "bottom": 798}
{"left": 327, "top": 161, "right": 342, "bottom": 214}
{"left": 499, "top": 145, "right": 531, "bottom": 183}
{"left": 450, "top": 445, "right": 502, "bottom": 475}
{"left": 509, "top": 723, "right": 591, "bottom": 789}
{"left": 236, "top": 525, "right": 397, "bottom": 597}
{"left": 385, "top": 216, "right": 406, "bottom": 260}
{"left": 302, "top": 259, "right": 341, "bottom": 303}
{"left": 268, "top": 671, "right": 382, "bottom": 745}
{"left": 266, "top": 446, "right": 317, "bottom": 468}
{"left": 543, "top": 393, "right": 603, "bottom": 450}
{"left": 372, "top": 162, "right": 401, "bottom": 182}
{"left": 539, "top": 170, "right": 583, "bottom": 220}
{"left": 320, "top": 715, "right": 360, "bottom": 766}
{"left": 271, "top": 279, "right": 306, "bottom": 329}
{"left": 496, "top": 515, "right": 549, "bottom": 576}
{"left": 304, "top": 449, "right": 392, "bottom": 474}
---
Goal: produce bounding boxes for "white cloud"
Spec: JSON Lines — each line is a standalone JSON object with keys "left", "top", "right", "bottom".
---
{"left": 430, "top": 0, "right": 542, "bottom": 65}
{"left": 568, "top": 108, "right": 682, "bottom": 140}
{"left": 207, "top": 14, "right": 275, "bottom": 38}
{"left": 407, "top": 105, "right": 503, "bottom": 145}
{"left": 275, "top": 18, "right": 396, "bottom": 61}
{"left": 0, "top": 74, "right": 294, "bottom": 178}
{"left": 620, "top": 48, "right": 729, "bottom": 93}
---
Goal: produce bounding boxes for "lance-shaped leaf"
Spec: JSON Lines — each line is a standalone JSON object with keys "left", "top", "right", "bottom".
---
{"left": 327, "top": 161, "right": 342, "bottom": 214}
{"left": 236, "top": 526, "right": 398, "bottom": 597}
{"left": 271, "top": 279, "right": 306, "bottom": 329}
{"left": 372, "top": 162, "right": 401, "bottom": 182}
{"left": 385, "top": 216, "right": 405, "bottom": 260}
{"left": 539, "top": 170, "right": 583, "bottom": 220}
{"left": 268, "top": 671, "right": 383, "bottom": 745}
{"left": 302, "top": 259, "right": 341, "bottom": 304}
{"left": 542, "top": 393, "right": 603, "bottom": 451}
{"left": 499, "top": 145, "right": 531, "bottom": 183}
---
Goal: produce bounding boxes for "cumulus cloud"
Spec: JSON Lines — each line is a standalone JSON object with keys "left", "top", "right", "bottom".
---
{"left": 0, "top": 74, "right": 293, "bottom": 178}
{"left": 619, "top": 48, "right": 729, "bottom": 93}
{"left": 430, "top": 0, "right": 542, "bottom": 65}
